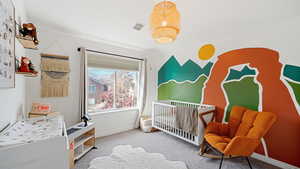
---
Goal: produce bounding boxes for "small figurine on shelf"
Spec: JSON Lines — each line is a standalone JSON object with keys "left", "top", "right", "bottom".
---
{"left": 28, "top": 60, "right": 38, "bottom": 74}
{"left": 19, "top": 23, "right": 39, "bottom": 45}
{"left": 19, "top": 57, "right": 30, "bottom": 72}
{"left": 15, "top": 57, "right": 20, "bottom": 70}
{"left": 17, "top": 57, "right": 38, "bottom": 75}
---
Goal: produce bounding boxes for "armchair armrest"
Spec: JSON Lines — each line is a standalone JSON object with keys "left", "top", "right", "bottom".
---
{"left": 224, "top": 136, "right": 260, "bottom": 156}
{"left": 199, "top": 110, "right": 215, "bottom": 128}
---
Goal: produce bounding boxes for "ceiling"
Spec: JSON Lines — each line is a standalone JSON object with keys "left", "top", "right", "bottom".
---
{"left": 24, "top": 0, "right": 300, "bottom": 50}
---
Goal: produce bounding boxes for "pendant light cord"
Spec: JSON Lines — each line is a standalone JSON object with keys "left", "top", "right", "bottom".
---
{"left": 163, "top": 0, "right": 167, "bottom": 25}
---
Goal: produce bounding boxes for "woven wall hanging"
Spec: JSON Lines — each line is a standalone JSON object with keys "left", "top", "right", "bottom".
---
{"left": 40, "top": 53, "right": 70, "bottom": 97}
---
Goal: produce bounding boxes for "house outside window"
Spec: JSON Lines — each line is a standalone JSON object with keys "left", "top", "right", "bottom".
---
{"left": 87, "top": 67, "right": 138, "bottom": 113}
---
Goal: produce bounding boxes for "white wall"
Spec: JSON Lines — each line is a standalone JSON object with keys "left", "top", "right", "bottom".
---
{"left": 150, "top": 15, "right": 300, "bottom": 67}
{"left": 90, "top": 109, "right": 138, "bottom": 138}
{"left": 25, "top": 23, "right": 144, "bottom": 133}
{"left": 0, "top": 0, "right": 27, "bottom": 124}
{"left": 142, "top": 49, "right": 167, "bottom": 116}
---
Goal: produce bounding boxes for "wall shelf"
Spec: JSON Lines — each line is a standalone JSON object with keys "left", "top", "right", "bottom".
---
{"left": 16, "top": 35, "right": 38, "bottom": 50}
{"left": 16, "top": 72, "right": 38, "bottom": 77}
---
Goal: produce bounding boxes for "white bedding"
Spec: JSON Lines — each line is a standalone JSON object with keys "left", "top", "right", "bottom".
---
{"left": 0, "top": 115, "right": 64, "bottom": 147}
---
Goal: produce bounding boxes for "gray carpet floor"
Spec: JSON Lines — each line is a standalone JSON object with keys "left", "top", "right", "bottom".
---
{"left": 75, "top": 129, "right": 281, "bottom": 169}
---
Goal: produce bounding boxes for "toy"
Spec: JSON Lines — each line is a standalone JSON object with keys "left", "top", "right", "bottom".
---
{"left": 19, "top": 23, "right": 39, "bottom": 45}
{"left": 28, "top": 60, "right": 38, "bottom": 74}
{"left": 19, "top": 57, "right": 30, "bottom": 72}
{"left": 81, "top": 115, "right": 91, "bottom": 127}
{"left": 31, "top": 103, "right": 52, "bottom": 113}
{"left": 18, "top": 57, "right": 38, "bottom": 74}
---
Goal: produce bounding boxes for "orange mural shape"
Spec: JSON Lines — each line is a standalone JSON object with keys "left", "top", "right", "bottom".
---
{"left": 202, "top": 48, "right": 300, "bottom": 167}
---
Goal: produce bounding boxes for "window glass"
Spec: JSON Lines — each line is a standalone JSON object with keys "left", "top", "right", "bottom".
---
{"left": 116, "top": 71, "right": 138, "bottom": 108}
{"left": 88, "top": 68, "right": 115, "bottom": 112}
{"left": 87, "top": 68, "right": 138, "bottom": 113}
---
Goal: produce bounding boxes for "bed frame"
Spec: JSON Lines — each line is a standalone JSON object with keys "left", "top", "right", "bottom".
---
{"left": 152, "top": 100, "right": 215, "bottom": 146}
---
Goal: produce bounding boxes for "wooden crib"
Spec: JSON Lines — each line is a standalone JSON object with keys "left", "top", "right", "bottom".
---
{"left": 152, "top": 100, "right": 215, "bottom": 146}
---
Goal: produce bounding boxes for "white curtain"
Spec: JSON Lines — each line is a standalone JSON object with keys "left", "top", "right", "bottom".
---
{"left": 135, "top": 59, "right": 147, "bottom": 128}
{"left": 87, "top": 53, "right": 139, "bottom": 71}
{"left": 79, "top": 47, "right": 87, "bottom": 119}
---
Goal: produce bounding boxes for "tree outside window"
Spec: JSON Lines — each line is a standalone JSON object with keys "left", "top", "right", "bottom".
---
{"left": 87, "top": 67, "right": 138, "bottom": 113}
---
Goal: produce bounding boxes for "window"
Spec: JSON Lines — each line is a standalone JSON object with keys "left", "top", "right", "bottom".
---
{"left": 87, "top": 67, "right": 138, "bottom": 113}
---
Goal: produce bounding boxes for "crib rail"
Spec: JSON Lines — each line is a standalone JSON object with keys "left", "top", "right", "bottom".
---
{"left": 152, "top": 102, "right": 174, "bottom": 131}
{"left": 152, "top": 100, "right": 215, "bottom": 146}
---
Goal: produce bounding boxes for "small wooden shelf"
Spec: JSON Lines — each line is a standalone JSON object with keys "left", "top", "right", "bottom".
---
{"left": 16, "top": 72, "right": 38, "bottom": 77}
{"left": 16, "top": 35, "right": 38, "bottom": 50}
{"left": 75, "top": 145, "right": 93, "bottom": 160}
{"left": 74, "top": 135, "right": 94, "bottom": 149}
{"left": 68, "top": 122, "right": 95, "bottom": 168}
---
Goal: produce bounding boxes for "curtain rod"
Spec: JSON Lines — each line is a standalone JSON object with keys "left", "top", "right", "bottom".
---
{"left": 77, "top": 48, "right": 144, "bottom": 61}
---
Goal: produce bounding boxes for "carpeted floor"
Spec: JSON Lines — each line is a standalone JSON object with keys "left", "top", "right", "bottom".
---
{"left": 75, "top": 129, "right": 281, "bottom": 169}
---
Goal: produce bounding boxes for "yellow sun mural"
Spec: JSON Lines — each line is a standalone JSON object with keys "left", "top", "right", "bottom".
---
{"left": 198, "top": 44, "right": 215, "bottom": 60}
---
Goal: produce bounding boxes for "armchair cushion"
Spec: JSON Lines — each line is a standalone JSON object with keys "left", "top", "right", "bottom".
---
{"left": 227, "top": 106, "right": 247, "bottom": 138}
{"left": 235, "top": 110, "right": 259, "bottom": 137}
{"left": 204, "top": 133, "right": 231, "bottom": 152}
{"left": 205, "top": 122, "right": 229, "bottom": 136}
{"left": 223, "top": 136, "right": 260, "bottom": 156}
{"left": 247, "top": 111, "right": 277, "bottom": 139}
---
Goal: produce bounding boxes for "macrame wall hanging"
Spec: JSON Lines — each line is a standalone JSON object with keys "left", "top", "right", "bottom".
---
{"left": 40, "top": 53, "right": 70, "bottom": 97}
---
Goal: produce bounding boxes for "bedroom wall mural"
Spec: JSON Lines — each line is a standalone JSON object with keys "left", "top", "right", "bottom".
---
{"left": 157, "top": 46, "right": 300, "bottom": 167}
{"left": 158, "top": 56, "right": 212, "bottom": 103}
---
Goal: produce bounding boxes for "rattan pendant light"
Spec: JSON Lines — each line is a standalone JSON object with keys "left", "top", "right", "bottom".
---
{"left": 150, "top": 1, "right": 180, "bottom": 43}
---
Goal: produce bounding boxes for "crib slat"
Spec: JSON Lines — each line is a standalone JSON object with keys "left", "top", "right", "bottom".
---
{"left": 161, "top": 105, "right": 164, "bottom": 129}
{"left": 165, "top": 106, "right": 168, "bottom": 131}
{"left": 173, "top": 109, "right": 175, "bottom": 133}
{"left": 166, "top": 106, "right": 168, "bottom": 130}
{"left": 168, "top": 107, "right": 171, "bottom": 132}
{"left": 163, "top": 105, "right": 166, "bottom": 130}
{"left": 167, "top": 106, "right": 169, "bottom": 132}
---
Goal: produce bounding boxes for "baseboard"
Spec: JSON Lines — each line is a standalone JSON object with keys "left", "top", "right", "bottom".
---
{"left": 95, "top": 125, "right": 137, "bottom": 138}
{"left": 252, "top": 153, "right": 299, "bottom": 169}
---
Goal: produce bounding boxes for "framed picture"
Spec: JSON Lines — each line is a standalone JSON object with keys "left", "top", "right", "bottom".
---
{"left": 0, "top": 0, "right": 15, "bottom": 88}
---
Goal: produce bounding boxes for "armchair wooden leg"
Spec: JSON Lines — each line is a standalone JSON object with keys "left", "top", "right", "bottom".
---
{"left": 245, "top": 157, "right": 253, "bottom": 169}
{"left": 199, "top": 139, "right": 206, "bottom": 155}
{"left": 219, "top": 155, "right": 224, "bottom": 169}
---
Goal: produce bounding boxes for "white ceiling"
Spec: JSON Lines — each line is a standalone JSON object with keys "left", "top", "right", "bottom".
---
{"left": 24, "top": 0, "right": 300, "bottom": 49}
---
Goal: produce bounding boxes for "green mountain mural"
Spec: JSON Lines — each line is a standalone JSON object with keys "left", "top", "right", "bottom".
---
{"left": 158, "top": 75, "right": 207, "bottom": 103}
{"left": 283, "top": 64, "right": 300, "bottom": 82}
{"left": 226, "top": 65, "right": 256, "bottom": 81}
{"left": 223, "top": 77, "right": 260, "bottom": 121}
{"left": 158, "top": 56, "right": 213, "bottom": 85}
{"left": 283, "top": 64, "right": 300, "bottom": 106}
{"left": 286, "top": 80, "right": 300, "bottom": 106}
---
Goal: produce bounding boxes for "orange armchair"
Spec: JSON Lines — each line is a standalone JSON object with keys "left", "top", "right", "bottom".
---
{"left": 201, "top": 106, "right": 277, "bottom": 169}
